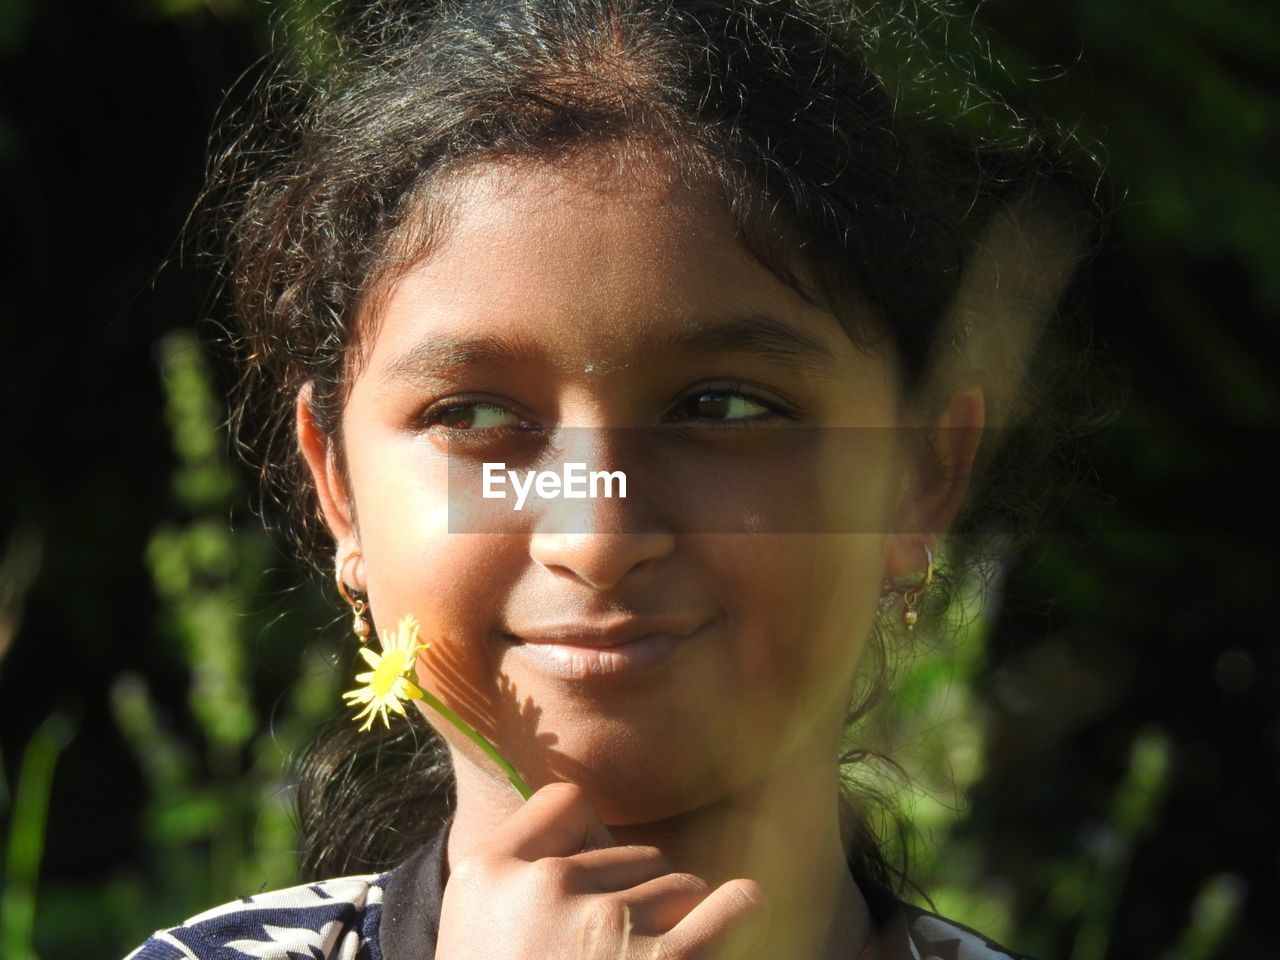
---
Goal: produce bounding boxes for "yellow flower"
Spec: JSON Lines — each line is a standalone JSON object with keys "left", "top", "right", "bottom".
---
{"left": 342, "top": 613, "right": 430, "bottom": 732}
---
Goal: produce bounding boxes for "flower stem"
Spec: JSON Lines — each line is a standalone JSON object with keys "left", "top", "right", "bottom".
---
{"left": 417, "top": 688, "right": 533, "bottom": 800}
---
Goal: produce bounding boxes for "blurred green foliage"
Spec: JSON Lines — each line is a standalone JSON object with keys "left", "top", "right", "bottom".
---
{"left": 119, "top": 331, "right": 341, "bottom": 909}
{"left": 2, "top": 713, "right": 75, "bottom": 960}
{"left": 2, "top": 334, "right": 343, "bottom": 956}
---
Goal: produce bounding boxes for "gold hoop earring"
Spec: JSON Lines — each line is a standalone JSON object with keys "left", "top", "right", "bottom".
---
{"left": 898, "top": 541, "right": 934, "bottom": 631}
{"left": 336, "top": 551, "right": 372, "bottom": 642}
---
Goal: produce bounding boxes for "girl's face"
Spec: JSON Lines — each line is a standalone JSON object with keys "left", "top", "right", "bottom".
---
{"left": 304, "top": 148, "right": 928, "bottom": 824}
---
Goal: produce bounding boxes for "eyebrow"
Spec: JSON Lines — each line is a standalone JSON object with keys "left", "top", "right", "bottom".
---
{"left": 380, "top": 311, "right": 842, "bottom": 382}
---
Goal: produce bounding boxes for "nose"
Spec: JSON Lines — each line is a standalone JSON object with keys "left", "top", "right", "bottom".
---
{"left": 529, "top": 527, "right": 676, "bottom": 591}
{"left": 527, "top": 426, "right": 675, "bottom": 590}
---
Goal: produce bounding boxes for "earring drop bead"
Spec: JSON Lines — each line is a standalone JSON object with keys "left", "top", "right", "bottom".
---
{"left": 337, "top": 554, "right": 373, "bottom": 642}
{"left": 353, "top": 611, "right": 372, "bottom": 640}
{"left": 896, "top": 541, "right": 933, "bottom": 631}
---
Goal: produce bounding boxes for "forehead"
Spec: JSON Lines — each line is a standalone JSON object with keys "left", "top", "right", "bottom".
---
{"left": 358, "top": 145, "right": 862, "bottom": 378}
{"left": 450, "top": 144, "right": 716, "bottom": 246}
{"left": 423, "top": 148, "right": 761, "bottom": 302}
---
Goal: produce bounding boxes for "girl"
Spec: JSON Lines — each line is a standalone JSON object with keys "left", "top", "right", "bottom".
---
{"left": 128, "top": 0, "right": 1093, "bottom": 957}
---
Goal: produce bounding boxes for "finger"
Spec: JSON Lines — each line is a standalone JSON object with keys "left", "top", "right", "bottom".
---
{"left": 567, "top": 845, "right": 673, "bottom": 892}
{"left": 618, "top": 871, "right": 711, "bottom": 933}
{"left": 491, "top": 781, "right": 616, "bottom": 862}
{"left": 658, "top": 878, "right": 770, "bottom": 960}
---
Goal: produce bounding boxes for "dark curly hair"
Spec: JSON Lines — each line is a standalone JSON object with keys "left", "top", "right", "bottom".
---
{"left": 199, "top": 0, "right": 1103, "bottom": 893}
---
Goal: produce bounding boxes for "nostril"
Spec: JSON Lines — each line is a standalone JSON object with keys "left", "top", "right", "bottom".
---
{"left": 529, "top": 529, "right": 677, "bottom": 591}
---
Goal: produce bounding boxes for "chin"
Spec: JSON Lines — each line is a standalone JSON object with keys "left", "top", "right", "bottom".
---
{"left": 586, "top": 774, "right": 728, "bottom": 828}
{"left": 527, "top": 727, "right": 747, "bottom": 826}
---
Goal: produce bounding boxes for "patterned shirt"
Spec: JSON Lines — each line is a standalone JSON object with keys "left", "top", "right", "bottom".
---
{"left": 125, "top": 824, "right": 1033, "bottom": 960}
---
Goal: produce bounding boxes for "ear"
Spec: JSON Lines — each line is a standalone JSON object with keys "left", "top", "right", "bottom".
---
{"left": 884, "top": 385, "right": 986, "bottom": 581}
{"left": 296, "top": 382, "right": 363, "bottom": 585}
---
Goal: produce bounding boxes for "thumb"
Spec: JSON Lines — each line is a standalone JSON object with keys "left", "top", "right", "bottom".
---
{"left": 500, "top": 781, "right": 616, "bottom": 861}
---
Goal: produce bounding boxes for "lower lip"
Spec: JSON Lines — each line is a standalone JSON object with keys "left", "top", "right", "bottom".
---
{"left": 502, "top": 629, "right": 702, "bottom": 681}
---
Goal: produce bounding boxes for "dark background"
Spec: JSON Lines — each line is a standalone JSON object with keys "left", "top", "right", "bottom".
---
{"left": 1, "top": 1, "right": 1276, "bottom": 958}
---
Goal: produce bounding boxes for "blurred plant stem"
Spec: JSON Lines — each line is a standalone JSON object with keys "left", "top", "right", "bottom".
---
{"left": 1163, "top": 872, "right": 1247, "bottom": 960}
{"left": 0, "top": 527, "right": 45, "bottom": 815}
{"left": 1, "top": 710, "right": 77, "bottom": 960}
{"left": 0, "top": 527, "right": 53, "bottom": 960}
{"left": 1069, "top": 727, "right": 1172, "bottom": 960}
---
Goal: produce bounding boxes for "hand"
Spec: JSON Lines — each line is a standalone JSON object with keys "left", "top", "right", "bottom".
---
{"left": 435, "top": 782, "right": 770, "bottom": 960}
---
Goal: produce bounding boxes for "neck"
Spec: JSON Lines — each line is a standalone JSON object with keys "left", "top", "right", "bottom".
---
{"left": 446, "top": 752, "right": 874, "bottom": 960}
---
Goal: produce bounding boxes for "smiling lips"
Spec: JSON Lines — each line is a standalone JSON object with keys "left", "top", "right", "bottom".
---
{"left": 502, "top": 616, "right": 711, "bottom": 680}
{"left": 510, "top": 616, "right": 708, "bottom": 647}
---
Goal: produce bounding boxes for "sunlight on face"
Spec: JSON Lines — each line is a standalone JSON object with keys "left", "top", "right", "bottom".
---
{"left": 338, "top": 145, "right": 908, "bottom": 823}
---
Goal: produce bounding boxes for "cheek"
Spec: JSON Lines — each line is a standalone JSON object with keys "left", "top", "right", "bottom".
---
{"left": 350, "top": 442, "right": 447, "bottom": 615}
{"left": 714, "top": 436, "right": 896, "bottom": 704}
{"left": 698, "top": 531, "right": 886, "bottom": 786}
{"left": 718, "top": 532, "right": 885, "bottom": 712}
{"left": 345, "top": 436, "right": 508, "bottom": 704}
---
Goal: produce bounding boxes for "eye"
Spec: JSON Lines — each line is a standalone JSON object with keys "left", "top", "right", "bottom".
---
{"left": 667, "top": 382, "right": 792, "bottom": 425}
{"left": 419, "top": 400, "right": 540, "bottom": 442}
{"left": 432, "top": 402, "right": 524, "bottom": 430}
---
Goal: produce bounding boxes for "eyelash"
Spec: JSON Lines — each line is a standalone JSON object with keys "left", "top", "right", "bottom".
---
{"left": 417, "top": 380, "right": 795, "bottom": 442}
{"left": 666, "top": 380, "right": 795, "bottom": 426}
